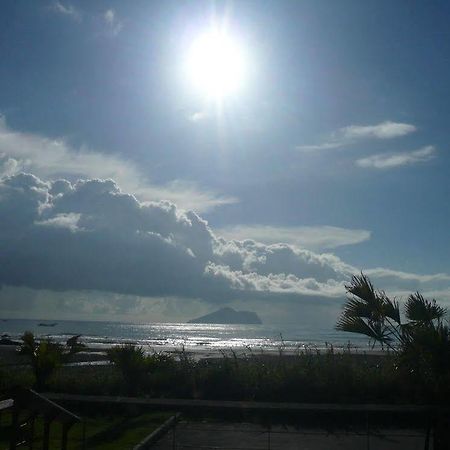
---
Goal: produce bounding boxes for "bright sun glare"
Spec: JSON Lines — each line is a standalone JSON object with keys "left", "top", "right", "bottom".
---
{"left": 186, "top": 29, "right": 246, "bottom": 99}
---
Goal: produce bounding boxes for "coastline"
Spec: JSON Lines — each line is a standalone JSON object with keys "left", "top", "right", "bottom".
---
{"left": 0, "top": 318, "right": 380, "bottom": 366}
{"left": 0, "top": 341, "right": 389, "bottom": 368}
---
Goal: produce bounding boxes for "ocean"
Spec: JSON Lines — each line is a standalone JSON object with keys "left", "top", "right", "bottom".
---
{"left": 0, "top": 319, "right": 373, "bottom": 357}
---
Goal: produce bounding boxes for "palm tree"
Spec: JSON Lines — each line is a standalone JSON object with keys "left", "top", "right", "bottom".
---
{"left": 336, "top": 273, "right": 450, "bottom": 379}
{"left": 336, "top": 274, "right": 450, "bottom": 449}
{"left": 19, "top": 332, "right": 64, "bottom": 390}
{"left": 19, "top": 331, "right": 86, "bottom": 390}
{"left": 336, "top": 273, "right": 402, "bottom": 350}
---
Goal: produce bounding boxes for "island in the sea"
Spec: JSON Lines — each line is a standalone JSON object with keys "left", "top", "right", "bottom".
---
{"left": 188, "top": 307, "right": 262, "bottom": 325}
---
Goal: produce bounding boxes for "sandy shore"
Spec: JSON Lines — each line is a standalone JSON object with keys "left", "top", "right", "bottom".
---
{"left": 0, "top": 344, "right": 109, "bottom": 366}
{"left": 0, "top": 342, "right": 389, "bottom": 368}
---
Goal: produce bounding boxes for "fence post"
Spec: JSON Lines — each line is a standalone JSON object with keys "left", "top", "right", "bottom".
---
{"left": 28, "top": 415, "right": 35, "bottom": 450}
{"left": 172, "top": 419, "right": 176, "bottom": 450}
{"left": 366, "top": 411, "right": 370, "bottom": 450}
{"left": 81, "top": 420, "right": 86, "bottom": 450}
{"left": 9, "top": 407, "right": 19, "bottom": 450}
{"left": 42, "top": 416, "right": 51, "bottom": 450}
{"left": 61, "top": 423, "right": 73, "bottom": 450}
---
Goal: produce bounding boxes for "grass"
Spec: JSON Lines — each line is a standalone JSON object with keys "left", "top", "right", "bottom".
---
{"left": 2, "top": 346, "right": 450, "bottom": 405}
{"left": 0, "top": 409, "right": 172, "bottom": 449}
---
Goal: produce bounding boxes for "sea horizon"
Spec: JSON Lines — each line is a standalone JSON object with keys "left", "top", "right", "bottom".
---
{"left": 1, "top": 317, "right": 373, "bottom": 356}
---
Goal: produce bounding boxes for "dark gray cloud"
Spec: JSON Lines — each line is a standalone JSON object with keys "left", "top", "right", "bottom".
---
{"left": 0, "top": 173, "right": 351, "bottom": 304}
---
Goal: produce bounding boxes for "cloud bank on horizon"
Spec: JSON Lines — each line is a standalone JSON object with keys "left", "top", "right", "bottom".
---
{"left": 0, "top": 170, "right": 351, "bottom": 301}
{"left": 0, "top": 164, "right": 449, "bottom": 323}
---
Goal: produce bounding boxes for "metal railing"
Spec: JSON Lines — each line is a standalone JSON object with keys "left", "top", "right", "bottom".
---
{"left": 4, "top": 388, "right": 84, "bottom": 450}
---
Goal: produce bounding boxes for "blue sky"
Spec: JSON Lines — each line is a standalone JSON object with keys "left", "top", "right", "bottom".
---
{"left": 0, "top": 1, "right": 449, "bottom": 323}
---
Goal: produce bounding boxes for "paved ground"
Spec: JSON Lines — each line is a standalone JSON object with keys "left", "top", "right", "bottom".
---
{"left": 151, "top": 420, "right": 430, "bottom": 449}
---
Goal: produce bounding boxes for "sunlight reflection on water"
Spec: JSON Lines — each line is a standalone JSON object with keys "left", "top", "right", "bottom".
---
{"left": 1, "top": 319, "right": 375, "bottom": 355}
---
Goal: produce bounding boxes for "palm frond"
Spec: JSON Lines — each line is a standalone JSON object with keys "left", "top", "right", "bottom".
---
{"left": 345, "top": 273, "right": 388, "bottom": 321}
{"left": 336, "top": 315, "right": 386, "bottom": 342}
{"left": 405, "top": 293, "right": 447, "bottom": 324}
{"left": 345, "top": 273, "right": 377, "bottom": 303}
{"left": 341, "top": 297, "right": 374, "bottom": 319}
{"left": 379, "top": 292, "right": 401, "bottom": 325}
{"left": 337, "top": 274, "right": 448, "bottom": 356}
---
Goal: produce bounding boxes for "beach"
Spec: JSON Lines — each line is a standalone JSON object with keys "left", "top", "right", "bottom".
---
{"left": 0, "top": 318, "right": 374, "bottom": 362}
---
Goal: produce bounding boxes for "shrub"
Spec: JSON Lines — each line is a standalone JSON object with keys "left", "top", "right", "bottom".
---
{"left": 18, "top": 331, "right": 86, "bottom": 391}
{"left": 106, "top": 344, "right": 150, "bottom": 395}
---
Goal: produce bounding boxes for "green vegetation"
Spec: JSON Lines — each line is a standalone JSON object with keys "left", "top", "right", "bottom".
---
{"left": 2, "top": 346, "right": 444, "bottom": 404}
{"left": 336, "top": 273, "right": 450, "bottom": 397}
{"left": 106, "top": 344, "right": 153, "bottom": 395}
{"left": 18, "top": 332, "right": 85, "bottom": 391}
{"left": 1, "top": 277, "right": 449, "bottom": 405}
{"left": 0, "top": 409, "right": 171, "bottom": 449}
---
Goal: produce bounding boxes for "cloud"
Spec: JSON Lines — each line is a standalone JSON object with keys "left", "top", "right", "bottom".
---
{"left": 364, "top": 267, "right": 450, "bottom": 306}
{"left": 296, "top": 121, "right": 417, "bottom": 151}
{"left": 0, "top": 172, "right": 354, "bottom": 303}
{"left": 213, "top": 239, "right": 354, "bottom": 284}
{"left": 341, "top": 122, "right": 416, "bottom": 140}
{"left": 49, "top": 3, "right": 123, "bottom": 36}
{"left": 36, "top": 213, "right": 81, "bottom": 232}
{"left": 51, "top": 1, "right": 81, "bottom": 21}
{"left": 0, "top": 155, "right": 20, "bottom": 178}
{"left": 189, "top": 111, "right": 208, "bottom": 123}
{"left": 356, "top": 146, "right": 436, "bottom": 169}
{"left": 296, "top": 142, "right": 343, "bottom": 152}
{"left": 0, "top": 171, "right": 449, "bottom": 322}
{"left": 0, "top": 116, "right": 234, "bottom": 213}
{"left": 205, "top": 263, "right": 345, "bottom": 297}
{"left": 0, "top": 285, "right": 210, "bottom": 323}
{"left": 367, "top": 268, "right": 450, "bottom": 283}
{"left": 152, "top": 180, "right": 237, "bottom": 212}
{"left": 103, "top": 9, "right": 122, "bottom": 36}
{"left": 216, "top": 225, "right": 371, "bottom": 251}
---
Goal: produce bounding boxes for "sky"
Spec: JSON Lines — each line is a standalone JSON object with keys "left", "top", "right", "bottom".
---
{"left": 0, "top": 0, "right": 449, "bottom": 325}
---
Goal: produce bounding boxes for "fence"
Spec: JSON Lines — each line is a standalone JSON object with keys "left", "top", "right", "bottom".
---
{"left": 2, "top": 388, "right": 84, "bottom": 450}
{"left": 45, "top": 394, "right": 448, "bottom": 450}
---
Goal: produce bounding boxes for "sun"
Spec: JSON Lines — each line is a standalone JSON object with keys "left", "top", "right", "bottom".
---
{"left": 186, "top": 29, "right": 246, "bottom": 99}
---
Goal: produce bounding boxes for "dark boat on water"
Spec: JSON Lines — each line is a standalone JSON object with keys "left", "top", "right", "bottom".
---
{"left": 38, "top": 323, "right": 58, "bottom": 327}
